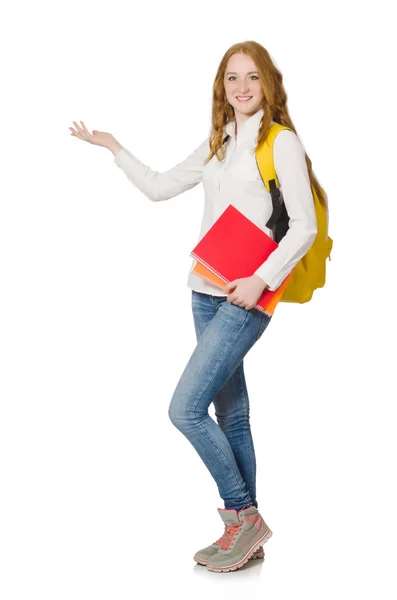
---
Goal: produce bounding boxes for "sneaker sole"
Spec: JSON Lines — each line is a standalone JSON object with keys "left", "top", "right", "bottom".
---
{"left": 194, "top": 545, "right": 264, "bottom": 566}
{"left": 206, "top": 527, "right": 273, "bottom": 572}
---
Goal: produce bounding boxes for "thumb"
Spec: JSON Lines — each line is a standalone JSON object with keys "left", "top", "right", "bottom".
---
{"left": 225, "top": 279, "right": 236, "bottom": 293}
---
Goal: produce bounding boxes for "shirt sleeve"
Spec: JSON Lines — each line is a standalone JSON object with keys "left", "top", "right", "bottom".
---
{"left": 253, "top": 129, "right": 318, "bottom": 291}
{"left": 113, "top": 137, "right": 209, "bottom": 202}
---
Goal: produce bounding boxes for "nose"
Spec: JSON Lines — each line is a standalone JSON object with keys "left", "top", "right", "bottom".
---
{"left": 236, "top": 82, "right": 250, "bottom": 94}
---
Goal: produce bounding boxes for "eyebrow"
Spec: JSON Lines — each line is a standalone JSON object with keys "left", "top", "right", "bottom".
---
{"left": 226, "top": 71, "right": 259, "bottom": 75}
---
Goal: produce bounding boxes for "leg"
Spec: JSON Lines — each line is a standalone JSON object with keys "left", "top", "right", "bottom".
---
{"left": 191, "top": 291, "right": 259, "bottom": 507}
{"left": 192, "top": 292, "right": 262, "bottom": 508}
{"left": 168, "top": 291, "right": 272, "bottom": 511}
{"left": 213, "top": 360, "right": 258, "bottom": 510}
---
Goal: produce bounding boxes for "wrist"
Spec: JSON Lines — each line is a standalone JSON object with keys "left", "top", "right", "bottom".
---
{"left": 108, "top": 140, "right": 123, "bottom": 156}
{"left": 252, "top": 273, "right": 268, "bottom": 290}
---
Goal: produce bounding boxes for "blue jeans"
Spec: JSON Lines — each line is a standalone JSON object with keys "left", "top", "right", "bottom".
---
{"left": 168, "top": 290, "right": 273, "bottom": 512}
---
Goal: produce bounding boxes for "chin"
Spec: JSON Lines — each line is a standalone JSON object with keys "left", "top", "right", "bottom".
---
{"left": 232, "top": 100, "right": 259, "bottom": 112}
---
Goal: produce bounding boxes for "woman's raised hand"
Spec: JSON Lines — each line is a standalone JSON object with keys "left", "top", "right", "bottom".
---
{"left": 69, "top": 120, "right": 119, "bottom": 150}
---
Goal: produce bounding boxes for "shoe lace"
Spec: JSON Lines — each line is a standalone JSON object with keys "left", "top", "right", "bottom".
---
{"left": 214, "top": 522, "right": 243, "bottom": 550}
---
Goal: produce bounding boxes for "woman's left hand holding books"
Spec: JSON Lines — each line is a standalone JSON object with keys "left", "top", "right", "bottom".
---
{"left": 224, "top": 275, "right": 268, "bottom": 310}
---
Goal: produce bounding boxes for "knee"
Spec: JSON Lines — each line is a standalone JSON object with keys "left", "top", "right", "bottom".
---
{"left": 168, "top": 396, "right": 186, "bottom": 428}
{"left": 168, "top": 394, "right": 202, "bottom": 429}
{"left": 168, "top": 401, "right": 178, "bottom": 426}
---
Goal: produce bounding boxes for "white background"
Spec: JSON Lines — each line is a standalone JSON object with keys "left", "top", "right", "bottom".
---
{"left": 1, "top": 0, "right": 396, "bottom": 598}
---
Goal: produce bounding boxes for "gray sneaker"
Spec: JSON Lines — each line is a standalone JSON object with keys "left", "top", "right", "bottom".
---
{"left": 193, "top": 509, "right": 265, "bottom": 566}
{"left": 206, "top": 505, "right": 272, "bottom": 572}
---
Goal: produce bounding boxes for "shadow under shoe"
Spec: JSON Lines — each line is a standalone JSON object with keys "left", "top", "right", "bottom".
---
{"left": 193, "top": 508, "right": 265, "bottom": 566}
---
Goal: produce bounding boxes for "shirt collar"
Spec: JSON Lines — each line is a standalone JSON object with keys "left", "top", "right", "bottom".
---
{"left": 224, "top": 107, "right": 265, "bottom": 142}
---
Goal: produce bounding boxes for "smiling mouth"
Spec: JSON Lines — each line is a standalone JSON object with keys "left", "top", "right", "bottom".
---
{"left": 236, "top": 96, "right": 253, "bottom": 102}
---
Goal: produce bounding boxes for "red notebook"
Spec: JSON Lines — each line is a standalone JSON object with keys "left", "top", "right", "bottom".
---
{"left": 190, "top": 204, "right": 290, "bottom": 314}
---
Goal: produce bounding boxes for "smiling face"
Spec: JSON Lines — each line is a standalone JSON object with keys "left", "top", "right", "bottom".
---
{"left": 223, "top": 52, "right": 264, "bottom": 126}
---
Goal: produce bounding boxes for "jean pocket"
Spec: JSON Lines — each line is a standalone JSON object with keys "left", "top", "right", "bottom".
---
{"left": 256, "top": 313, "right": 271, "bottom": 341}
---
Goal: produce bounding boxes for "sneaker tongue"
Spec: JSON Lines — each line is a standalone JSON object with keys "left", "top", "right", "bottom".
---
{"left": 217, "top": 508, "right": 241, "bottom": 526}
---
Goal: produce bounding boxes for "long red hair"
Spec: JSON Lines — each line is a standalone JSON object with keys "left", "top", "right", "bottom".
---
{"left": 205, "top": 40, "right": 328, "bottom": 207}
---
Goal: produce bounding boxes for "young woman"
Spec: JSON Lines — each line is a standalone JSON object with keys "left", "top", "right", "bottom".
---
{"left": 69, "top": 40, "right": 321, "bottom": 573}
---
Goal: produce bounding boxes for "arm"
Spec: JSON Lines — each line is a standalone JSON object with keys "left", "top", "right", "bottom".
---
{"left": 253, "top": 129, "right": 318, "bottom": 291}
{"left": 112, "top": 137, "right": 209, "bottom": 202}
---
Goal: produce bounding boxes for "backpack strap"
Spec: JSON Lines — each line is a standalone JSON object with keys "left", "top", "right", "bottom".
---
{"left": 255, "top": 123, "right": 293, "bottom": 242}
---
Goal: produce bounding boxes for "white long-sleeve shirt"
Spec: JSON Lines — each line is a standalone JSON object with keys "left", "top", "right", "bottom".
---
{"left": 113, "top": 108, "right": 317, "bottom": 296}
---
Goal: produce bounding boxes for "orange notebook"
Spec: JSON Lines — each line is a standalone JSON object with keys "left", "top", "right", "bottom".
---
{"left": 190, "top": 204, "right": 292, "bottom": 316}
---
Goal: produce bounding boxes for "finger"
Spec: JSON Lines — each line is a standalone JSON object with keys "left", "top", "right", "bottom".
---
{"left": 69, "top": 126, "right": 80, "bottom": 137}
{"left": 73, "top": 121, "right": 84, "bottom": 132}
{"left": 74, "top": 121, "right": 88, "bottom": 138}
{"left": 70, "top": 126, "right": 83, "bottom": 139}
{"left": 73, "top": 121, "right": 89, "bottom": 141}
{"left": 80, "top": 121, "right": 90, "bottom": 134}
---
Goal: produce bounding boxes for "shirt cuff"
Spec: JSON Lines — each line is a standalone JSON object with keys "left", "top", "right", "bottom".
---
{"left": 254, "top": 263, "right": 289, "bottom": 292}
{"left": 114, "top": 147, "right": 130, "bottom": 165}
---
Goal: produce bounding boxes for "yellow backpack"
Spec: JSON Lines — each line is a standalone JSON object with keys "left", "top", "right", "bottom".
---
{"left": 255, "top": 123, "right": 333, "bottom": 303}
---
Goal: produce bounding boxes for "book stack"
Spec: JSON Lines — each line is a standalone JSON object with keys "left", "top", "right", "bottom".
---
{"left": 190, "top": 204, "right": 292, "bottom": 316}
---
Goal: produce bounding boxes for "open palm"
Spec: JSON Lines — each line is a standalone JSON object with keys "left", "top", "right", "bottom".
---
{"left": 69, "top": 120, "right": 114, "bottom": 148}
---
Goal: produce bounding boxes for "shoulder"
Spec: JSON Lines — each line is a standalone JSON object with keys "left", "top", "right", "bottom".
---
{"left": 273, "top": 128, "right": 304, "bottom": 153}
{"left": 272, "top": 129, "right": 309, "bottom": 183}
